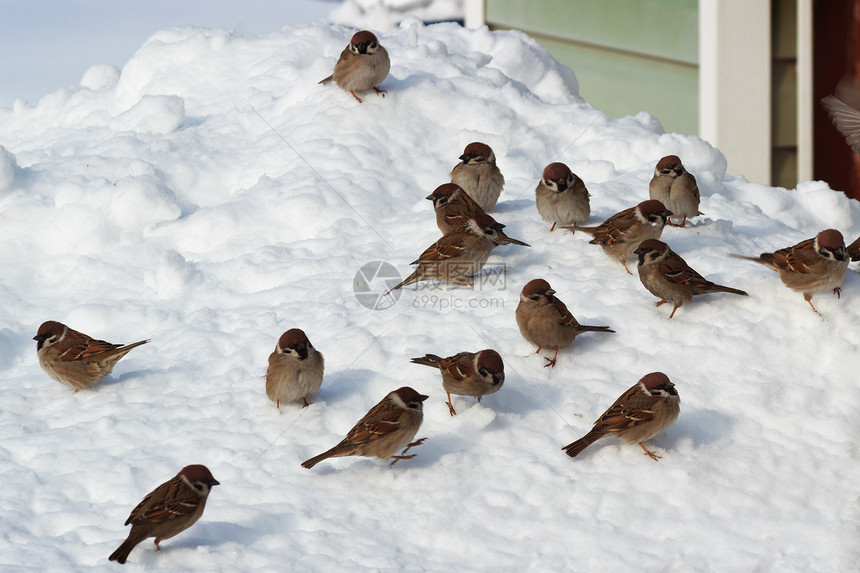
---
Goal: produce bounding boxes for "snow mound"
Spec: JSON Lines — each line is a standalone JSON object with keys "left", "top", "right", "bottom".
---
{"left": 0, "top": 21, "right": 857, "bottom": 571}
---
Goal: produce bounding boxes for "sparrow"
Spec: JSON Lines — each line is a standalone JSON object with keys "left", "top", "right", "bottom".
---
{"left": 515, "top": 279, "right": 614, "bottom": 368}
{"left": 450, "top": 142, "right": 505, "bottom": 210}
{"left": 109, "top": 464, "right": 220, "bottom": 564}
{"left": 426, "top": 182, "right": 486, "bottom": 235}
{"left": 848, "top": 234, "right": 860, "bottom": 261}
{"left": 731, "top": 229, "right": 849, "bottom": 315}
{"left": 410, "top": 349, "right": 504, "bottom": 415}
{"left": 565, "top": 199, "right": 673, "bottom": 274}
{"left": 301, "top": 387, "right": 428, "bottom": 468}
{"left": 265, "top": 328, "right": 325, "bottom": 409}
{"left": 648, "top": 155, "right": 701, "bottom": 227}
{"left": 319, "top": 30, "right": 390, "bottom": 103}
{"left": 562, "top": 372, "right": 680, "bottom": 461}
{"left": 634, "top": 239, "right": 748, "bottom": 318}
{"left": 388, "top": 213, "right": 529, "bottom": 292}
{"left": 33, "top": 320, "right": 149, "bottom": 391}
{"left": 535, "top": 162, "right": 590, "bottom": 231}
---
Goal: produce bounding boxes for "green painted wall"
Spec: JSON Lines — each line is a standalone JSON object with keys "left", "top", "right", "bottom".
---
{"left": 486, "top": 0, "right": 699, "bottom": 135}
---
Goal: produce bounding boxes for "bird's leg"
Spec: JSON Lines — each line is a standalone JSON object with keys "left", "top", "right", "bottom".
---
{"left": 154, "top": 540, "right": 162, "bottom": 551}
{"left": 373, "top": 86, "right": 386, "bottom": 97}
{"left": 350, "top": 91, "right": 363, "bottom": 103}
{"left": 668, "top": 304, "right": 680, "bottom": 318}
{"left": 639, "top": 443, "right": 662, "bottom": 461}
{"left": 543, "top": 347, "right": 560, "bottom": 368}
{"left": 302, "top": 398, "right": 310, "bottom": 408}
{"left": 834, "top": 287, "right": 842, "bottom": 299}
{"left": 276, "top": 400, "right": 280, "bottom": 409}
{"left": 549, "top": 222, "right": 557, "bottom": 232}
{"left": 534, "top": 346, "right": 542, "bottom": 354}
{"left": 668, "top": 217, "right": 687, "bottom": 228}
{"left": 655, "top": 300, "right": 667, "bottom": 307}
{"left": 805, "top": 295, "right": 822, "bottom": 316}
{"left": 389, "top": 438, "right": 427, "bottom": 465}
{"left": 446, "top": 392, "right": 457, "bottom": 416}
{"left": 622, "top": 260, "right": 632, "bottom": 275}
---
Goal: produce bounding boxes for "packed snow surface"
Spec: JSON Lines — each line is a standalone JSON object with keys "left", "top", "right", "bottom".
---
{"left": 0, "top": 20, "right": 858, "bottom": 571}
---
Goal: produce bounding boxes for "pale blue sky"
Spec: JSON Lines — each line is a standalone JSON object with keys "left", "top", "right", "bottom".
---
{"left": 0, "top": 0, "right": 335, "bottom": 107}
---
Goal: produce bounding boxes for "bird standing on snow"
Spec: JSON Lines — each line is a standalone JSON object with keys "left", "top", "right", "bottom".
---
{"left": 410, "top": 349, "right": 505, "bottom": 416}
{"left": 515, "top": 279, "right": 614, "bottom": 368}
{"left": 319, "top": 30, "right": 389, "bottom": 103}
{"left": 535, "top": 162, "right": 590, "bottom": 231}
{"left": 33, "top": 320, "right": 149, "bottom": 391}
{"left": 265, "top": 328, "right": 324, "bottom": 409}
{"left": 450, "top": 142, "right": 505, "bottom": 211}
{"left": 566, "top": 200, "right": 672, "bottom": 274}
{"left": 109, "top": 465, "right": 220, "bottom": 564}
{"left": 388, "top": 213, "right": 529, "bottom": 292}
{"left": 634, "top": 239, "right": 748, "bottom": 318}
{"left": 731, "top": 229, "right": 849, "bottom": 315}
{"left": 563, "top": 372, "right": 680, "bottom": 461}
{"left": 648, "top": 155, "right": 701, "bottom": 227}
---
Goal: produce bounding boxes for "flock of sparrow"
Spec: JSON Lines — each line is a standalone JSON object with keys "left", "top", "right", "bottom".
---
{"left": 26, "top": 30, "right": 860, "bottom": 564}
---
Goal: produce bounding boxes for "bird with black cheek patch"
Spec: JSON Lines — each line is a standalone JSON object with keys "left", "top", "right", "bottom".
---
{"left": 109, "top": 465, "right": 220, "bottom": 564}
{"left": 535, "top": 162, "right": 590, "bottom": 231}
{"left": 731, "top": 229, "right": 849, "bottom": 315}
{"left": 648, "top": 155, "right": 701, "bottom": 227}
{"left": 563, "top": 372, "right": 680, "bottom": 461}
{"left": 450, "top": 142, "right": 505, "bottom": 211}
{"left": 515, "top": 279, "right": 614, "bottom": 368}
{"left": 634, "top": 239, "right": 748, "bottom": 318}
{"left": 301, "top": 387, "right": 429, "bottom": 468}
{"left": 319, "top": 30, "right": 390, "bottom": 103}
{"left": 388, "top": 212, "right": 529, "bottom": 292}
{"left": 265, "top": 328, "right": 325, "bottom": 409}
{"left": 33, "top": 320, "right": 149, "bottom": 391}
{"left": 565, "top": 199, "right": 673, "bottom": 274}
{"left": 410, "top": 349, "right": 505, "bottom": 415}
{"left": 426, "top": 183, "right": 486, "bottom": 235}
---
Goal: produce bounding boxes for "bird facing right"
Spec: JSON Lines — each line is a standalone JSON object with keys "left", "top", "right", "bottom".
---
{"left": 109, "top": 465, "right": 220, "bottom": 564}
{"left": 648, "top": 155, "right": 701, "bottom": 227}
{"left": 301, "top": 387, "right": 428, "bottom": 469}
{"left": 318, "top": 30, "right": 390, "bottom": 103}
{"left": 731, "top": 229, "right": 849, "bottom": 315}
{"left": 566, "top": 199, "right": 673, "bottom": 274}
{"left": 450, "top": 142, "right": 505, "bottom": 211}
{"left": 562, "top": 372, "right": 680, "bottom": 461}
{"left": 535, "top": 162, "right": 590, "bottom": 231}
{"left": 33, "top": 320, "right": 149, "bottom": 391}
{"left": 515, "top": 278, "right": 615, "bottom": 368}
{"left": 265, "top": 328, "right": 325, "bottom": 409}
{"left": 388, "top": 213, "right": 529, "bottom": 292}
{"left": 410, "top": 349, "right": 505, "bottom": 415}
{"left": 634, "top": 239, "right": 748, "bottom": 318}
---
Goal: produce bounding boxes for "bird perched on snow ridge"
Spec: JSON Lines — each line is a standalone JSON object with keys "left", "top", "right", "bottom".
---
{"left": 515, "top": 279, "right": 614, "bottom": 368}
{"left": 410, "top": 349, "right": 504, "bottom": 415}
{"left": 731, "top": 229, "right": 849, "bottom": 315}
{"left": 450, "top": 142, "right": 505, "bottom": 211}
{"left": 634, "top": 239, "right": 748, "bottom": 318}
{"left": 562, "top": 372, "right": 680, "bottom": 461}
{"left": 648, "top": 155, "right": 701, "bottom": 227}
{"left": 33, "top": 320, "right": 149, "bottom": 391}
{"left": 319, "top": 30, "right": 390, "bottom": 103}
{"left": 535, "top": 162, "right": 590, "bottom": 231}
{"left": 388, "top": 212, "right": 529, "bottom": 292}
{"left": 265, "top": 328, "right": 325, "bottom": 409}
{"left": 565, "top": 199, "right": 673, "bottom": 274}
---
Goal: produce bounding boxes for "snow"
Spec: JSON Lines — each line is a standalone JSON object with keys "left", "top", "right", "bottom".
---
{"left": 1, "top": 18, "right": 859, "bottom": 572}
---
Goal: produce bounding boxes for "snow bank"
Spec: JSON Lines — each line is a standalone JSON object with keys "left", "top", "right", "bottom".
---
{"left": 0, "top": 20, "right": 857, "bottom": 571}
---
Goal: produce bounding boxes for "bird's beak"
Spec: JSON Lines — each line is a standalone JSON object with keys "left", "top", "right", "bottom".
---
{"left": 459, "top": 154, "right": 470, "bottom": 162}
{"left": 662, "top": 209, "right": 674, "bottom": 217}
{"left": 418, "top": 394, "right": 429, "bottom": 402}
{"left": 425, "top": 194, "right": 435, "bottom": 201}
{"left": 546, "top": 289, "right": 556, "bottom": 297}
